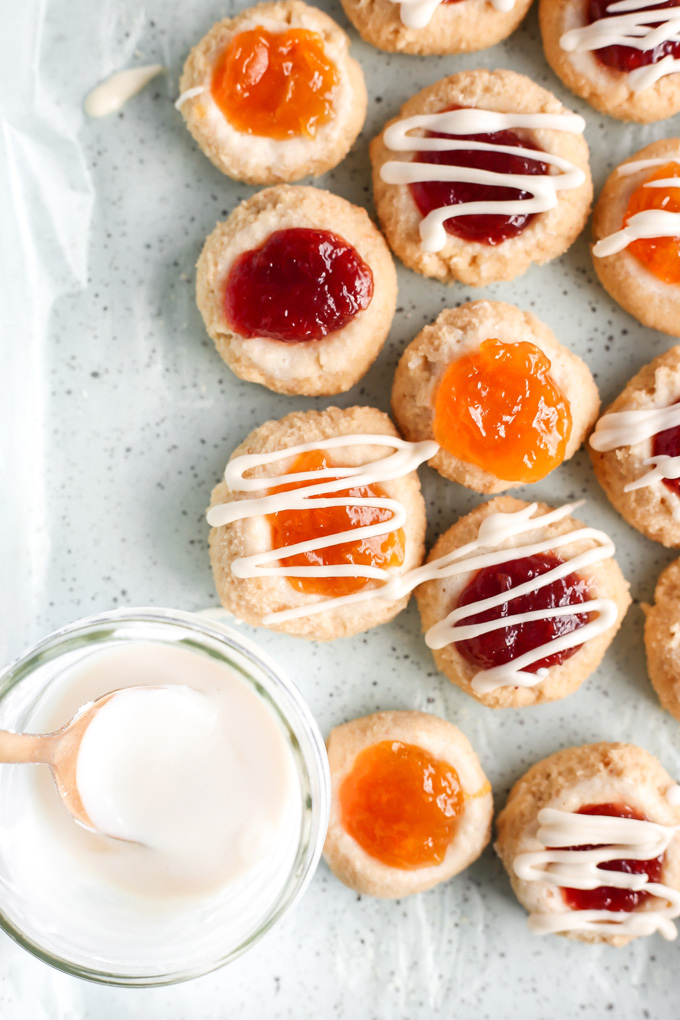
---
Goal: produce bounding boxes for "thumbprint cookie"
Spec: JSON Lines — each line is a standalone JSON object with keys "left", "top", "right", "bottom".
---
{"left": 591, "top": 140, "right": 680, "bottom": 335}
{"left": 645, "top": 558, "right": 680, "bottom": 722}
{"left": 414, "top": 497, "right": 630, "bottom": 708}
{"left": 197, "top": 186, "right": 397, "bottom": 396}
{"left": 496, "top": 743, "right": 680, "bottom": 945}
{"left": 590, "top": 346, "right": 680, "bottom": 546}
{"left": 338, "top": 0, "right": 533, "bottom": 56}
{"left": 178, "top": 1, "right": 367, "bottom": 184}
{"left": 370, "top": 69, "right": 592, "bottom": 286}
{"left": 392, "top": 300, "right": 599, "bottom": 493}
{"left": 207, "top": 406, "right": 433, "bottom": 641}
{"left": 323, "top": 710, "right": 493, "bottom": 897}
{"left": 540, "top": 0, "right": 680, "bottom": 123}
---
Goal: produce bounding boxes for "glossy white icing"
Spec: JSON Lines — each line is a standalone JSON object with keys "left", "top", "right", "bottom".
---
{"left": 84, "top": 65, "right": 164, "bottom": 118}
{"left": 175, "top": 86, "right": 205, "bottom": 110}
{"left": 385, "top": 0, "right": 515, "bottom": 31}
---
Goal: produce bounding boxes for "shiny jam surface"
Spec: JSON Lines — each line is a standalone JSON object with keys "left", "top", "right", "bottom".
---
{"left": 625, "top": 162, "right": 680, "bottom": 285}
{"left": 410, "top": 112, "right": 548, "bottom": 246}
{"left": 561, "top": 803, "right": 664, "bottom": 913}
{"left": 268, "top": 450, "right": 405, "bottom": 596}
{"left": 224, "top": 228, "right": 374, "bottom": 343}
{"left": 211, "top": 27, "right": 339, "bottom": 139}
{"left": 588, "top": 0, "right": 680, "bottom": 72}
{"left": 339, "top": 741, "right": 464, "bottom": 869}
{"left": 455, "top": 552, "right": 591, "bottom": 673}
{"left": 652, "top": 398, "right": 680, "bottom": 496}
{"left": 432, "top": 339, "right": 573, "bottom": 483}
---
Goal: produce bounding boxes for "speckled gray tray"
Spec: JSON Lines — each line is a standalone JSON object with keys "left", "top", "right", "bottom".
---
{"left": 3, "top": 0, "right": 680, "bottom": 1016}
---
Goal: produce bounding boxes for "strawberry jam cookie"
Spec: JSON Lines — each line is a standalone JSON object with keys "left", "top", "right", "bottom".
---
{"left": 207, "top": 406, "right": 434, "bottom": 641}
{"left": 645, "top": 558, "right": 680, "bottom": 722}
{"left": 392, "top": 301, "right": 599, "bottom": 493}
{"left": 591, "top": 140, "right": 680, "bottom": 335}
{"left": 590, "top": 346, "right": 680, "bottom": 547}
{"left": 324, "top": 710, "right": 492, "bottom": 897}
{"left": 178, "top": 1, "right": 367, "bottom": 184}
{"left": 496, "top": 743, "right": 680, "bottom": 945}
{"left": 339, "top": 0, "right": 532, "bottom": 56}
{"left": 540, "top": 0, "right": 680, "bottom": 123}
{"left": 197, "top": 186, "right": 397, "bottom": 396}
{"left": 414, "top": 498, "right": 630, "bottom": 708}
{"left": 370, "top": 69, "right": 592, "bottom": 286}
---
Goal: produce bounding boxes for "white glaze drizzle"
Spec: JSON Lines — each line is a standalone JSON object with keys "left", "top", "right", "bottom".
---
{"left": 593, "top": 154, "right": 680, "bottom": 256}
{"left": 175, "top": 86, "right": 205, "bottom": 110}
{"left": 385, "top": 0, "right": 514, "bottom": 32}
{"left": 513, "top": 808, "right": 680, "bottom": 939}
{"left": 379, "top": 108, "right": 586, "bottom": 253}
{"left": 560, "top": 0, "right": 680, "bottom": 92}
{"left": 590, "top": 404, "right": 680, "bottom": 513}
{"left": 209, "top": 459, "right": 618, "bottom": 691}
{"left": 84, "top": 65, "right": 164, "bottom": 118}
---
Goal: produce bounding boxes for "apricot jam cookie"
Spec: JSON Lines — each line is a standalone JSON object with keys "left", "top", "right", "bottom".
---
{"left": 338, "top": 0, "right": 533, "bottom": 56}
{"left": 414, "top": 497, "right": 630, "bottom": 708}
{"left": 392, "top": 300, "right": 599, "bottom": 493}
{"left": 196, "top": 186, "right": 397, "bottom": 397}
{"left": 207, "top": 406, "right": 433, "bottom": 641}
{"left": 323, "top": 710, "right": 492, "bottom": 897}
{"left": 644, "top": 558, "right": 680, "bottom": 722}
{"left": 178, "top": 1, "right": 367, "bottom": 185}
{"left": 369, "top": 69, "right": 592, "bottom": 286}
{"left": 591, "top": 140, "right": 680, "bottom": 335}
{"left": 590, "top": 346, "right": 680, "bottom": 547}
{"left": 496, "top": 743, "right": 680, "bottom": 945}
{"left": 540, "top": 0, "right": 680, "bottom": 123}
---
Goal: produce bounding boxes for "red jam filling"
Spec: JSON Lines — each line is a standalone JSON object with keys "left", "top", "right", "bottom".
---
{"left": 224, "top": 228, "right": 374, "bottom": 343}
{"left": 652, "top": 399, "right": 680, "bottom": 497}
{"left": 454, "top": 552, "right": 591, "bottom": 673}
{"left": 588, "top": 0, "right": 680, "bottom": 72}
{"left": 409, "top": 109, "right": 548, "bottom": 246}
{"left": 561, "top": 804, "right": 664, "bottom": 913}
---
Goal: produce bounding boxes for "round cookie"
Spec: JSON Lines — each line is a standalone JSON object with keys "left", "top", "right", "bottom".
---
{"left": 323, "top": 710, "right": 493, "bottom": 897}
{"left": 644, "top": 558, "right": 680, "bottom": 722}
{"left": 339, "top": 0, "right": 533, "bottom": 56}
{"left": 540, "top": 0, "right": 680, "bottom": 123}
{"left": 591, "top": 140, "right": 680, "bottom": 336}
{"left": 414, "top": 497, "right": 631, "bottom": 708}
{"left": 196, "top": 186, "right": 397, "bottom": 397}
{"left": 392, "top": 300, "right": 600, "bottom": 492}
{"left": 178, "top": 1, "right": 367, "bottom": 185}
{"left": 496, "top": 743, "right": 680, "bottom": 945}
{"left": 207, "top": 406, "right": 429, "bottom": 641}
{"left": 370, "top": 69, "right": 592, "bottom": 286}
{"left": 589, "top": 346, "right": 680, "bottom": 547}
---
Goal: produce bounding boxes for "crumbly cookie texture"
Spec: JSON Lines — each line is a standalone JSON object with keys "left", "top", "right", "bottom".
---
{"left": 540, "top": 0, "right": 680, "bottom": 122}
{"left": 339, "top": 0, "right": 532, "bottom": 55}
{"left": 644, "top": 558, "right": 680, "bottom": 722}
{"left": 591, "top": 139, "right": 680, "bottom": 336}
{"left": 196, "top": 186, "right": 397, "bottom": 397}
{"left": 392, "top": 300, "right": 600, "bottom": 492}
{"left": 323, "top": 710, "right": 493, "bottom": 897}
{"left": 179, "top": 0, "right": 367, "bottom": 184}
{"left": 208, "top": 406, "right": 427, "bottom": 641}
{"left": 496, "top": 743, "right": 680, "bottom": 946}
{"left": 370, "top": 69, "right": 592, "bottom": 286}
{"left": 415, "top": 496, "right": 631, "bottom": 708}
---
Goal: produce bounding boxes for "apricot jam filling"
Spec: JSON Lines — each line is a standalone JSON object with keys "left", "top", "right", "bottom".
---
{"left": 211, "top": 26, "right": 339, "bottom": 139}
{"left": 588, "top": 0, "right": 680, "bottom": 72}
{"left": 625, "top": 162, "right": 680, "bottom": 285}
{"left": 224, "top": 228, "right": 374, "bottom": 343}
{"left": 560, "top": 804, "right": 664, "bottom": 913}
{"left": 410, "top": 113, "right": 548, "bottom": 246}
{"left": 652, "top": 399, "right": 680, "bottom": 496}
{"left": 455, "top": 552, "right": 591, "bottom": 673}
{"left": 267, "top": 450, "right": 405, "bottom": 597}
{"left": 433, "top": 338, "right": 572, "bottom": 483}
{"left": 339, "top": 741, "right": 464, "bottom": 869}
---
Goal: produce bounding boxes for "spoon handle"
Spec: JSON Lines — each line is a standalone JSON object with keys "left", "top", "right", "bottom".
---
{"left": 0, "top": 730, "right": 53, "bottom": 765}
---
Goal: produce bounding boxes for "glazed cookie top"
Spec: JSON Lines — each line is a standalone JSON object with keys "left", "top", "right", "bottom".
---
{"left": 178, "top": 1, "right": 367, "bottom": 184}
